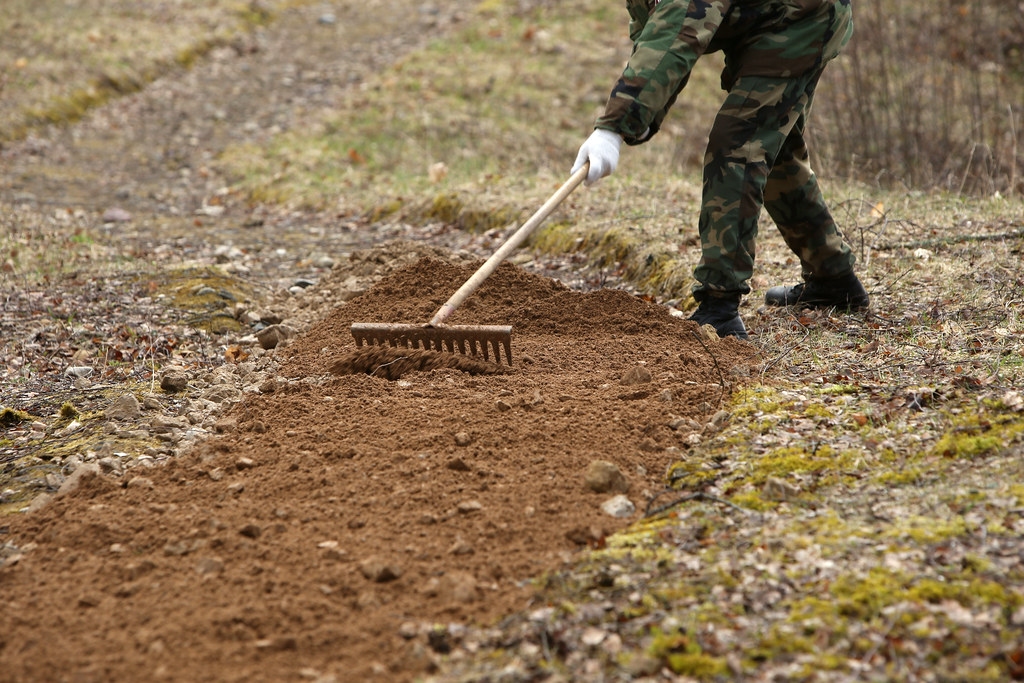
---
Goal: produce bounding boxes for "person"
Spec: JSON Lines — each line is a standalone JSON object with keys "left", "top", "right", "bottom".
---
{"left": 572, "top": 0, "right": 869, "bottom": 341}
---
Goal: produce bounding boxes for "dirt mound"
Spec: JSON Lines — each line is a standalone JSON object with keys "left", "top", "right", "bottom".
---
{"left": 0, "top": 254, "right": 756, "bottom": 683}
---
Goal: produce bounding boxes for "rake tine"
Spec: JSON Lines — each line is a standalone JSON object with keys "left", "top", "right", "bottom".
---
{"left": 349, "top": 324, "right": 514, "bottom": 366}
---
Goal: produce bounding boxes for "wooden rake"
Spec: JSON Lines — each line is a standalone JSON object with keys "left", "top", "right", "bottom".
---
{"left": 350, "top": 164, "right": 588, "bottom": 366}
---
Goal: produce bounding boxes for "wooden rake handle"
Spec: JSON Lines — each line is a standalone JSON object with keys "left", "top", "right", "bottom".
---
{"left": 428, "top": 163, "right": 589, "bottom": 327}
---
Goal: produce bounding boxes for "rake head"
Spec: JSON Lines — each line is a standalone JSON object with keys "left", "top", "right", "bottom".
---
{"left": 350, "top": 323, "right": 514, "bottom": 366}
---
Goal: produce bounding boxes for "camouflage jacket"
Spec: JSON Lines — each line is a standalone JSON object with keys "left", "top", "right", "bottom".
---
{"left": 596, "top": 0, "right": 853, "bottom": 144}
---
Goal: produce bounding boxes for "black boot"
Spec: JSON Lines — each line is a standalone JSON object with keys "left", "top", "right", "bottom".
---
{"left": 764, "top": 271, "right": 869, "bottom": 311}
{"left": 689, "top": 297, "right": 748, "bottom": 340}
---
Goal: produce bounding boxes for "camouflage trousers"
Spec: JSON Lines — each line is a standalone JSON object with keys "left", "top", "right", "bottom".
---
{"left": 693, "top": 0, "right": 857, "bottom": 301}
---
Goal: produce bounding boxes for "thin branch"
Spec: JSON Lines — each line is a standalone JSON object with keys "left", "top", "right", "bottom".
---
{"left": 644, "top": 489, "right": 757, "bottom": 518}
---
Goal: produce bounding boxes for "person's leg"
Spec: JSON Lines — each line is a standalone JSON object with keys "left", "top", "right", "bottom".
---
{"left": 689, "top": 71, "right": 825, "bottom": 342}
{"left": 692, "top": 74, "right": 819, "bottom": 302}
{"left": 689, "top": 74, "right": 820, "bottom": 340}
{"left": 762, "top": 117, "right": 869, "bottom": 309}
{"left": 763, "top": 109, "right": 855, "bottom": 281}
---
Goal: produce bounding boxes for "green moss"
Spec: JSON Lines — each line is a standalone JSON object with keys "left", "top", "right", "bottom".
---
{"left": 932, "top": 413, "right": 1024, "bottom": 459}
{"left": 530, "top": 222, "right": 582, "bottom": 255}
{"left": 887, "top": 515, "right": 968, "bottom": 544}
{"left": 153, "top": 268, "right": 253, "bottom": 334}
{"left": 666, "top": 652, "right": 728, "bottom": 678}
{"left": 933, "top": 431, "right": 1004, "bottom": 458}
{"left": 817, "top": 384, "right": 860, "bottom": 396}
{"left": 424, "top": 192, "right": 463, "bottom": 224}
{"left": 729, "top": 386, "right": 788, "bottom": 418}
{"left": 367, "top": 198, "right": 405, "bottom": 222}
{"left": 831, "top": 567, "right": 905, "bottom": 620}
{"left": 666, "top": 459, "right": 720, "bottom": 490}
{"left": 59, "top": 402, "right": 81, "bottom": 421}
{"left": 728, "top": 489, "right": 775, "bottom": 512}
{"left": 749, "top": 626, "right": 816, "bottom": 660}
{"left": 1010, "top": 484, "right": 1024, "bottom": 506}
{"left": 873, "top": 466, "right": 925, "bottom": 486}
{"left": 802, "top": 403, "right": 834, "bottom": 419}
{"left": 0, "top": 407, "right": 32, "bottom": 427}
{"left": 647, "top": 628, "right": 729, "bottom": 679}
{"left": 743, "top": 445, "right": 853, "bottom": 487}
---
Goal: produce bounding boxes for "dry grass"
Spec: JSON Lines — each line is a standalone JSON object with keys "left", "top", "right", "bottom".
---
{"left": 0, "top": 0, "right": 302, "bottom": 143}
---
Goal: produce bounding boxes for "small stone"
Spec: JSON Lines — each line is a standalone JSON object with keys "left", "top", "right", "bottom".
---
{"left": 763, "top": 476, "right": 801, "bottom": 502}
{"left": 253, "top": 636, "right": 297, "bottom": 652}
{"left": 600, "top": 494, "right": 636, "bottom": 518}
{"left": 160, "top": 367, "right": 189, "bottom": 393}
{"left": 106, "top": 394, "right": 142, "bottom": 420}
{"left": 398, "top": 622, "right": 419, "bottom": 639}
{"left": 444, "top": 571, "right": 479, "bottom": 604}
{"left": 421, "top": 577, "right": 441, "bottom": 597}
{"left": 709, "top": 410, "right": 730, "bottom": 429}
{"left": 446, "top": 458, "right": 471, "bottom": 472}
{"left": 585, "top": 460, "right": 629, "bottom": 494}
{"left": 77, "top": 594, "right": 102, "bottom": 608}
{"left": 151, "top": 416, "right": 187, "bottom": 433}
{"left": 239, "top": 523, "right": 262, "bottom": 539}
{"left": 126, "top": 477, "right": 155, "bottom": 490}
{"left": 581, "top": 627, "right": 607, "bottom": 647}
{"left": 27, "top": 493, "right": 53, "bottom": 513}
{"left": 195, "top": 557, "right": 225, "bottom": 576}
{"left": 202, "top": 385, "right": 241, "bottom": 403}
{"left": 565, "top": 525, "right": 605, "bottom": 546}
{"left": 625, "top": 654, "right": 662, "bottom": 677}
{"left": 359, "top": 557, "right": 402, "bottom": 583}
{"left": 322, "top": 547, "right": 347, "bottom": 561}
{"left": 454, "top": 432, "right": 472, "bottom": 447}
{"left": 235, "top": 457, "right": 255, "bottom": 470}
{"left": 97, "top": 457, "right": 122, "bottom": 475}
{"left": 64, "top": 366, "right": 94, "bottom": 378}
{"left": 257, "top": 324, "right": 296, "bottom": 350}
{"left": 449, "top": 537, "right": 474, "bottom": 556}
{"left": 456, "top": 500, "right": 483, "bottom": 514}
{"left": 102, "top": 207, "right": 132, "bottom": 223}
{"left": 56, "top": 463, "right": 101, "bottom": 498}
{"left": 495, "top": 399, "right": 512, "bottom": 412}
{"left": 620, "top": 365, "right": 652, "bottom": 386}
{"left": 259, "top": 312, "right": 284, "bottom": 326}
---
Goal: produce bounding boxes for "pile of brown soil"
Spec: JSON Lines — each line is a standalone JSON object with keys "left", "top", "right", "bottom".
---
{"left": 0, "top": 254, "right": 755, "bottom": 683}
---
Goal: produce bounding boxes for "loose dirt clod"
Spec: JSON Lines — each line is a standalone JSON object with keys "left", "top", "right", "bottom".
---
{"left": 331, "top": 346, "right": 510, "bottom": 380}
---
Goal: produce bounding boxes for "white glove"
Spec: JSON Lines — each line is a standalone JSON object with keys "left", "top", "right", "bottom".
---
{"left": 571, "top": 129, "right": 622, "bottom": 186}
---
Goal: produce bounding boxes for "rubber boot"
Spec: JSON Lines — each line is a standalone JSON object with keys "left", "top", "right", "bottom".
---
{"left": 764, "top": 271, "right": 869, "bottom": 311}
{"left": 689, "top": 297, "right": 748, "bottom": 340}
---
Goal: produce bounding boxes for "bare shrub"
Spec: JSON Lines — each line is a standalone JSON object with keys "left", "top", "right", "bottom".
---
{"left": 811, "top": 0, "right": 1023, "bottom": 196}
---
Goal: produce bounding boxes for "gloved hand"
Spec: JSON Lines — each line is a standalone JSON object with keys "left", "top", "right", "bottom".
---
{"left": 571, "top": 128, "right": 622, "bottom": 186}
